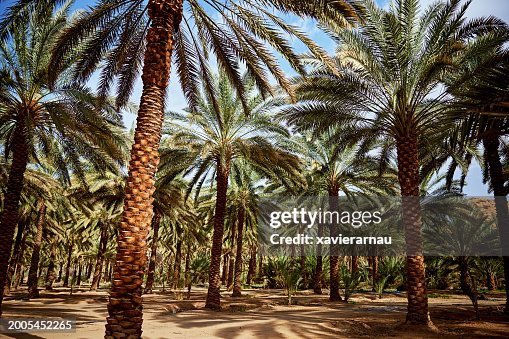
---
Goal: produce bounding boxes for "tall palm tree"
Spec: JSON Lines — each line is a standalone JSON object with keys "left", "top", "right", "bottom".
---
{"left": 0, "top": 2, "right": 127, "bottom": 314}
{"left": 38, "top": 0, "right": 361, "bottom": 335}
{"left": 283, "top": 0, "right": 507, "bottom": 326}
{"left": 163, "top": 73, "right": 305, "bottom": 309}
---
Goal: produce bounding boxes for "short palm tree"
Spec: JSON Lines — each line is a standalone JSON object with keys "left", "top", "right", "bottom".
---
{"left": 163, "top": 74, "right": 304, "bottom": 309}
{"left": 283, "top": 0, "right": 507, "bottom": 325}
{"left": 0, "top": 3, "right": 126, "bottom": 314}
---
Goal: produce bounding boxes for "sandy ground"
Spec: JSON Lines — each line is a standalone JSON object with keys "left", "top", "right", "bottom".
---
{"left": 1, "top": 287, "right": 508, "bottom": 338}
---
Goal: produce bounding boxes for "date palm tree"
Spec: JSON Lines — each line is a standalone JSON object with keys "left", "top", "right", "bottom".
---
{"left": 163, "top": 74, "right": 305, "bottom": 309}
{"left": 32, "top": 0, "right": 361, "bottom": 335}
{"left": 297, "top": 130, "right": 396, "bottom": 299}
{"left": 445, "top": 39, "right": 509, "bottom": 312}
{"left": 283, "top": 0, "right": 507, "bottom": 326}
{"left": 0, "top": 2, "right": 126, "bottom": 315}
{"left": 226, "top": 162, "right": 263, "bottom": 297}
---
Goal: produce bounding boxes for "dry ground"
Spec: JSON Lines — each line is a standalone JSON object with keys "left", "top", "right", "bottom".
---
{"left": 1, "top": 287, "right": 508, "bottom": 338}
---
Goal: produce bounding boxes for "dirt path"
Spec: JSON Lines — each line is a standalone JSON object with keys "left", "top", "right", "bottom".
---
{"left": 1, "top": 288, "right": 508, "bottom": 338}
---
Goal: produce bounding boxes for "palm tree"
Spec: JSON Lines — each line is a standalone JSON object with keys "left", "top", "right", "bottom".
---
{"left": 163, "top": 73, "right": 304, "bottom": 309}
{"left": 0, "top": 2, "right": 126, "bottom": 314}
{"left": 226, "top": 162, "right": 263, "bottom": 297}
{"left": 445, "top": 46, "right": 509, "bottom": 312}
{"left": 283, "top": 0, "right": 507, "bottom": 326}
{"left": 37, "top": 0, "right": 361, "bottom": 334}
{"left": 296, "top": 130, "right": 395, "bottom": 299}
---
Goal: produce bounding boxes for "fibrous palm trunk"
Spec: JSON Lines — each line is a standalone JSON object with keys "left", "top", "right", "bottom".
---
{"left": 351, "top": 255, "right": 358, "bottom": 274}
{"left": 205, "top": 160, "right": 230, "bottom": 310}
{"left": 328, "top": 187, "right": 342, "bottom": 302}
{"left": 27, "top": 201, "right": 46, "bottom": 298}
{"left": 300, "top": 237, "right": 307, "bottom": 288}
{"left": 0, "top": 119, "right": 29, "bottom": 315}
{"left": 257, "top": 255, "right": 263, "bottom": 279}
{"left": 227, "top": 256, "right": 234, "bottom": 290}
{"left": 458, "top": 256, "right": 480, "bottom": 320}
{"left": 63, "top": 244, "right": 73, "bottom": 287}
{"left": 232, "top": 207, "right": 245, "bottom": 297}
{"left": 12, "top": 232, "right": 27, "bottom": 291}
{"left": 487, "top": 272, "right": 496, "bottom": 291}
{"left": 85, "top": 260, "right": 92, "bottom": 280}
{"left": 91, "top": 224, "right": 108, "bottom": 290}
{"left": 5, "top": 219, "right": 27, "bottom": 295}
{"left": 221, "top": 254, "right": 228, "bottom": 285}
{"left": 314, "top": 224, "right": 323, "bottom": 294}
{"left": 396, "top": 135, "right": 431, "bottom": 326}
{"left": 246, "top": 246, "right": 256, "bottom": 286}
{"left": 173, "top": 240, "right": 182, "bottom": 289}
{"left": 105, "top": 1, "right": 184, "bottom": 336}
{"left": 184, "top": 243, "right": 191, "bottom": 294}
{"left": 45, "top": 240, "right": 57, "bottom": 290}
{"left": 482, "top": 130, "right": 509, "bottom": 313}
{"left": 370, "top": 256, "right": 379, "bottom": 286}
{"left": 76, "top": 262, "right": 83, "bottom": 286}
{"left": 144, "top": 213, "right": 161, "bottom": 294}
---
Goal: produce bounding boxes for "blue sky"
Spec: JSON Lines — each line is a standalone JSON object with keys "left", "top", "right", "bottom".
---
{"left": 1, "top": 0, "right": 508, "bottom": 195}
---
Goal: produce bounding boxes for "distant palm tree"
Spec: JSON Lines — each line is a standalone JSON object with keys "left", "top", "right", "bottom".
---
{"left": 163, "top": 74, "right": 304, "bottom": 309}
{"left": 0, "top": 2, "right": 126, "bottom": 315}
{"left": 226, "top": 162, "right": 263, "bottom": 297}
{"left": 297, "top": 130, "right": 395, "bottom": 299}
{"left": 284, "top": 0, "right": 507, "bottom": 325}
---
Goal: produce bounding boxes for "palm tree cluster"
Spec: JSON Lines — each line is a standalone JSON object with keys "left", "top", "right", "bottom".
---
{"left": 0, "top": 0, "right": 508, "bottom": 337}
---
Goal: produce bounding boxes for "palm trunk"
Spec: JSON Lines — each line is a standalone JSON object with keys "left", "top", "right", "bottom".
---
{"left": 351, "top": 255, "right": 358, "bottom": 274}
{"left": 105, "top": 1, "right": 184, "bottom": 336}
{"left": 12, "top": 232, "right": 27, "bottom": 291}
{"left": 482, "top": 130, "right": 509, "bottom": 313}
{"left": 396, "top": 135, "right": 431, "bottom": 326}
{"left": 144, "top": 213, "right": 161, "bottom": 294}
{"left": 63, "top": 244, "right": 73, "bottom": 287}
{"left": 103, "top": 260, "right": 110, "bottom": 283}
{"left": 0, "top": 120, "right": 29, "bottom": 315}
{"left": 328, "top": 186, "right": 342, "bottom": 302}
{"left": 205, "top": 159, "right": 230, "bottom": 310}
{"left": 313, "top": 223, "right": 323, "bottom": 294}
{"left": 5, "top": 219, "right": 27, "bottom": 295}
{"left": 45, "top": 239, "right": 57, "bottom": 290}
{"left": 458, "top": 256, "right": 480, "bottom": 319}
{"left": 27, "top": 202, "right": 46, "bottom": 298}
{"left": 14, "top": 265, "right": 24, "bottom": 290}
{"left": 487, "top": 272, "right": 496, "bottom": 291}
{"left": 227, "top": 256, "right": 234, "bottom": 290}
{"left": 91, "top": 224, "right": 108, "bottom": 290}
{"left": 57, "top": 262, "right": 63, "bottom": 283}
{"left": 300, "top": 243, "right": 307, "bottom": 289}
{"left": 172, "top": 240, "right": 182, "bottom": 289}
{"left": 257, "top": 255, "right": 263, "bottom": 279}
{"left": 371, "top": 256, "right": 379, "bottom": 285}
{"left": 221, "top": 254, "right": 228, "bottom": 285}
{"left": 246, "top": 247, "right": 255, "bottom": 286}
{"left": 232, "top": 207, "right": 245, "bottom": 297}
{"left": 76, "top": 261, "right": 83, "bottom": 287}
{"left": 86, "top": 260, "right": 93, "bottom": 281}
{"left": 184, "top": 243, "right": 191, "bottom": 292}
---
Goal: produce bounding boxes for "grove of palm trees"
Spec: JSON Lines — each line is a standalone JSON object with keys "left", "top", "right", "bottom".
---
{"left": 0, "top": 0, "right": 508, "bottom": 338}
